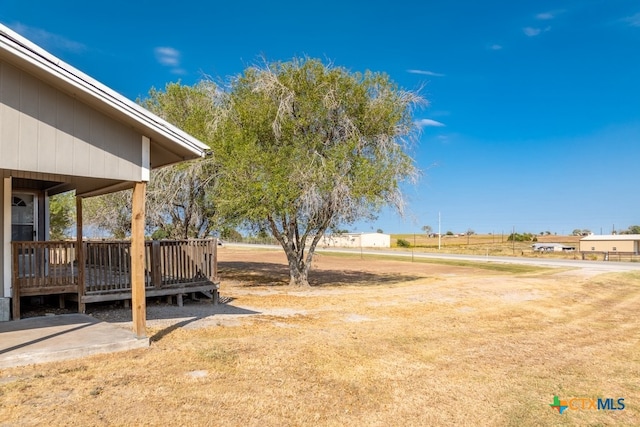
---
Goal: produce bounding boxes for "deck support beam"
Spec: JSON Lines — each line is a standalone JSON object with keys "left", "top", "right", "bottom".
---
{"left": 76, "top": 196, "right": 85, "bottom": 314}
{"left": 131, "top": 181, "right": 147, "bottom": 338}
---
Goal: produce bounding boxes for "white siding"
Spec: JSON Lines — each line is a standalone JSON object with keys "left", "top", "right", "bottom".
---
{"left": 0, "top": 63, "right": 20, "bottom": 166}
{"left": 0, "top": 61, "right": 143, "bottom": 181}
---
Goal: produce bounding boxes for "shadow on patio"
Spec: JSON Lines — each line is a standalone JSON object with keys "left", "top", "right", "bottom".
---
{"left": 0, "top": 300, "right": 260, "bottom": 369}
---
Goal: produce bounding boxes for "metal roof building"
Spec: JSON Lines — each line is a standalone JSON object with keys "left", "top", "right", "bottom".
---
{"left": 579, "top": 234, "right": 640, "bottom": 253}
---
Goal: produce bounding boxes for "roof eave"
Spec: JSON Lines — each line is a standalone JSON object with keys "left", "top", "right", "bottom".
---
{"left": 0, "top": 24, "right": 208, "bottom": 164}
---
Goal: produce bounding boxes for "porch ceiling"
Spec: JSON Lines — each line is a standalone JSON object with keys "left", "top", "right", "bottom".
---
{"left": 7, "top": 172, "right": 134, "bottom": 198}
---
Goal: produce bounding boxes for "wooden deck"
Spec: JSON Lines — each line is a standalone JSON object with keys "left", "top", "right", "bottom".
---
{"left": 11, "top": 239, "right": 219, "bottom": 319}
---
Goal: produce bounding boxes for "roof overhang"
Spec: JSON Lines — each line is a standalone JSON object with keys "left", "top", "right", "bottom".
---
{"left": 0, "top": 23, "right": 209, "bottom": 169}
{"left": 580, "top": 234, "right": 640, "bottom": 241}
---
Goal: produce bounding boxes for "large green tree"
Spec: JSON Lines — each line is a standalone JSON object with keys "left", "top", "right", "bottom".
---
{"left": 142, "top": 81, "right": 219, "bottom": 239}
{"left": 85, "top": 82, "right": 219, "bottom": 239}
{"left": 213, "top": 58, "right": 423, "bottom": 286}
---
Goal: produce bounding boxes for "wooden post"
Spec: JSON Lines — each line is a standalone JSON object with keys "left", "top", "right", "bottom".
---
{"left": 151, "top": 240, "right": 161, "bottom": 288}
{"left": 131, "top": 182, "right": 147, "bottom": 338}
{"left": 211, "top": 238, "right": 219, "bottom": 305}
{"left": 11, "top": 243, "right": 20, "bottom": 320}
{"left": 76, "top": 196, "right": 86, "bottom": 314}
{"left": 211, "top": 238, "right": 218, "bottom": 281}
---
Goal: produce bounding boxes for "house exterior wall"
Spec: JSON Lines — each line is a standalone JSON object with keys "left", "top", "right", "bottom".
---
{"left": 0, "top": 60, "right": 144, "bottom": 182}
{"left": 0, "top": 179, "right": 50, "bottom": 299}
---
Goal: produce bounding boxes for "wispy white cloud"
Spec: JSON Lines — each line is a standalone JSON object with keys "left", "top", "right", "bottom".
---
{"left": 622, "top": 12, "right": 640, "bottom": 27}
{"left": 415, "top": 118, "right": 445, "bottom": 128}
{"left": 523, "top": 27, "right": 541, "bottom": 36}
{"left": 536, "top": 12, "right": 555, "bottom": 20}
{"left": 407, "top": 69, "right": 445, "bottom": 77}
{"left": 536, "top": 10, "right": 564, "bottom": 20}
{"left": 154, "top": 47, "right": 180, "bottom": 66}
{"left": 154, "top": 46, "right": 186, "bottom": 74}
{"left": 489, "top": 44, "right": 503, "bottom": 50}
{"left": 10, "top": 22, "right": 86, "bottom": 53}
{"left": 523, "top": 26, "right": 551, "bottom": 37}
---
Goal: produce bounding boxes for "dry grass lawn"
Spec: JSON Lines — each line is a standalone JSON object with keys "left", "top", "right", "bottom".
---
{"left": 1, "top": 247, "right": 639, "bottom": 426}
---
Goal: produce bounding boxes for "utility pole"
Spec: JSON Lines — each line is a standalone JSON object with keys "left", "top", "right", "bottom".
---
{"left": 412, "top": 233, "right": 415, "bottom": 262}
{"left": 438, "top": 211, "right": 441, "bottom": 251}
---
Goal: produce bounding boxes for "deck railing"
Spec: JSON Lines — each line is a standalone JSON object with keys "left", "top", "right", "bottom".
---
{"left": 11, "top": 238, "right": 218, "bottom": 318}
{"left": 153, "top": 239, "right": 217, "bottom": 286}
{"left": 81, "top": 239, "right": 218, "bottom": 294}
{"left": 11, "top": 241, "right": 78, "bottom": 296}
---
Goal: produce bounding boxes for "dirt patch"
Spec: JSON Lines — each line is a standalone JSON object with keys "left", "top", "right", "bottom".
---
{"left": 221, "top": 247, "right": 493, "bottom": 285}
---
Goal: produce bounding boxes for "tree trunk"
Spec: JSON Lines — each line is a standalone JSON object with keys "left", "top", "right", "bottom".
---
{"left": 267, "top": 215, "right": 326, "bottom": 287}
{"left": 288, "top": 267, "right": 309, "bottom": 286}
{"left": 285, "top": 249, "right": 310, "bottom": 286}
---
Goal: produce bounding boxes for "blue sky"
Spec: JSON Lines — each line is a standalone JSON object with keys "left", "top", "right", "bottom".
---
{"left": 2, "top": 1, "right": 639, "bottom": 235}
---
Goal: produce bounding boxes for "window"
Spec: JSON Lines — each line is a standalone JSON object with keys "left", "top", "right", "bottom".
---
{"left": 12, "top": 196, "right": 26, "bottom": 207}
{"left": 612, "top": 247, "right": 617, "bottom": 251}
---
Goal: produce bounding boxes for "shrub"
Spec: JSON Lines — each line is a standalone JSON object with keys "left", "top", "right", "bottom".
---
{"left": 507, "top": 232, "right": 536, "bottom": 242}
{"left": 396, "top": 238, "right": 411, "bottom": 248}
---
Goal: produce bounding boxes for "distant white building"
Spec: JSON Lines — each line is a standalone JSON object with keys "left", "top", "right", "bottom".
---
{"left": 319, "top": 232, "right": 390, "bottom": 248}
{"left": 531, "top": 243, "right": 575, "bottom": 252}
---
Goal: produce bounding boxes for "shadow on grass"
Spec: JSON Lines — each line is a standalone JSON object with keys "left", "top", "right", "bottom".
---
{"left": 149, "top": 302, "right": 260, "bottom": 343}
{"left": 219, "top": 260, "right": 424, "bottom": 287}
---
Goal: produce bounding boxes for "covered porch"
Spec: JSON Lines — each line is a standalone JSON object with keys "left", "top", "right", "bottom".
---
{"left": 1, "top": 24, "right": 211, "bottom": 338}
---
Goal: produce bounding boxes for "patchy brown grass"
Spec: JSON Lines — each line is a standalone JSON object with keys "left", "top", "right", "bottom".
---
{"left": 1, "top": 247, "right": 639, "bottom": 426}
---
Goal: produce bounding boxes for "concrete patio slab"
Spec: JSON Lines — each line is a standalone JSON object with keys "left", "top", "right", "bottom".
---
{"left": 0, "top": 314, "right": 149, "bottom": 369}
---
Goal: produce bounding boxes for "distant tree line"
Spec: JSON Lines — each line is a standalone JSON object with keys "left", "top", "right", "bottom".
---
{"left": 573, "top": 226, "right": 640, "bottom": 236}
{"left": 620, "top": 225, "right": 640, "bottom": 234}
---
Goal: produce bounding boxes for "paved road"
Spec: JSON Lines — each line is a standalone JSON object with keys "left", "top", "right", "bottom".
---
{"left": 224, "top": 243, "right": 640, "bottom": 274}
